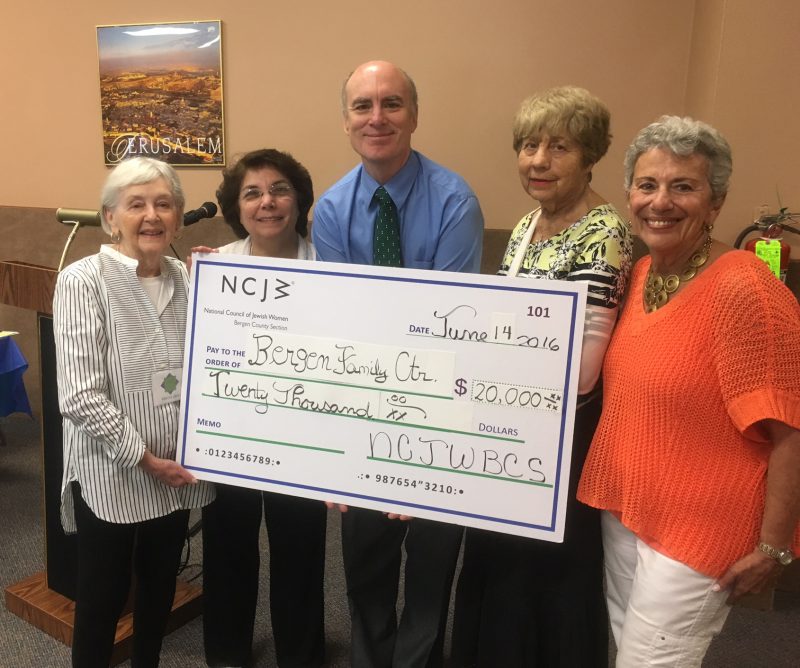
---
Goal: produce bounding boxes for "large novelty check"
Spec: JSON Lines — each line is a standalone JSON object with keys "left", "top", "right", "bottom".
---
{"left": 177, "top": 254, "right": 586, "bottom": 541}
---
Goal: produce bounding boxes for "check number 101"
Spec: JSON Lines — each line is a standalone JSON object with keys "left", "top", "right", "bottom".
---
{"left": 527, "top": 306, "right": 550, "bottom": 318}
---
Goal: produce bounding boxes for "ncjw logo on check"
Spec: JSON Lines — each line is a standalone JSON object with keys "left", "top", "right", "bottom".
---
{"left": 219, "top": 272, "right": 291, "bottom": 302}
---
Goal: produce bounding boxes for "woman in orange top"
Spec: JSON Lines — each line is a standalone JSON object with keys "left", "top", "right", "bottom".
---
{"left": 578, "top": 116, "right": 800, "bottom": 666}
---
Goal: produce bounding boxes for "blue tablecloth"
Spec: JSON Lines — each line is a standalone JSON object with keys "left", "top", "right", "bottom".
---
{"left": 0, "top": 336, "right": 32, "bottom": 417}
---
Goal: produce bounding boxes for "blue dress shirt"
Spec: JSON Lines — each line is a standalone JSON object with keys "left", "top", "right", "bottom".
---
{"left": 312, "top": 151, "right": 484, "bottom": 272}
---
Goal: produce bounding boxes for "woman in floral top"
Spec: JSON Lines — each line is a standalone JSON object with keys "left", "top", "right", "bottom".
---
{"left": 452, "top": 86, "right": 632, "bottom": 667}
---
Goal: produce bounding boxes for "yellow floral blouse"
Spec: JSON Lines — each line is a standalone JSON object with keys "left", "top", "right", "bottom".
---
{"left": 498, "top": 203, "right": 632, "bottom": 309}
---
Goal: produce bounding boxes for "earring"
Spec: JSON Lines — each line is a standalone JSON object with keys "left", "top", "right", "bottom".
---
{"left": 110, "top": 231, "right": 121, "bottom": 244}
{"left": 703, "top": 223, "right": 714, "bottom": 233}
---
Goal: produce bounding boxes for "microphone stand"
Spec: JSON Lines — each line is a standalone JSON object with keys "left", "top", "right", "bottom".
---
{"left": 57, "top": 221, "right": 86, "bottom": 272}
{"left": 56, "top": 208, "right": 101, "bottom": 272}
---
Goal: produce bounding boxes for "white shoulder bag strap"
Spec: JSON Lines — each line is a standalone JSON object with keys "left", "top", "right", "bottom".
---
{"left": 506, "top": 209, "right": 541, "bottom": 278}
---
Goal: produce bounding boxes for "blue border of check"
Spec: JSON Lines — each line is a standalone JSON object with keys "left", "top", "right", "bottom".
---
{"left": 181, "top": 259, "right": 583, "bottom": 535}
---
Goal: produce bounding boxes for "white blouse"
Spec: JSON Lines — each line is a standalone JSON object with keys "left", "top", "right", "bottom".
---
{"left": 54, "top": 245, "right": 214, "bottom": 532}
{"left": 218, "top": 234, "right": 316, "bottom": 260}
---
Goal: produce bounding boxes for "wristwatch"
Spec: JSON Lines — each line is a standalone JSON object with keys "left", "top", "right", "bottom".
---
{"left": 758, "top": 542, "right": 794, "bottom": 566}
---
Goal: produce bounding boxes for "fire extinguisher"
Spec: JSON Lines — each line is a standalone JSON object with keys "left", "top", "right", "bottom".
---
{"left": 734, "top": 208, "right": 800, "bottom": 283}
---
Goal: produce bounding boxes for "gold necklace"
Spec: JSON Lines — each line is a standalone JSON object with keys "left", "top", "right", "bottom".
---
{"left": 644, "top": 236, "right": 712, "bottom": 312}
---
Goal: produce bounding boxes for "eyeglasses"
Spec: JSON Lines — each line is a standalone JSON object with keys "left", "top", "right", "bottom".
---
{"left": 240, "top": 182, "right": 294, "bottom": 202}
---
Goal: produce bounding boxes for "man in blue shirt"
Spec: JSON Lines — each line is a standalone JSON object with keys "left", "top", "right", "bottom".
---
{"left": 313, "top": 60, "right": 484, "bottom": 667}
{"left": 313, "top": 60, "right": 483, "bottom": 273}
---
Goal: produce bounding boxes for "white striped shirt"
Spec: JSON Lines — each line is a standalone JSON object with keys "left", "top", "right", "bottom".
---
{"left": 54, "top": 245, "right": 214, "bottom": 532}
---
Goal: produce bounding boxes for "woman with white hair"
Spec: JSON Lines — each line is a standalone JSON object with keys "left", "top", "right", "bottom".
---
{"left": 54, "top": 156, "right": 214, "bottom": 667}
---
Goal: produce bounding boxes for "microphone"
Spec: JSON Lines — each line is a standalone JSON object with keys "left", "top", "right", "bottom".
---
{"left": 184, "top": 202, "right": 218, "bottom": 225}
{"left": 56, "top": 208, "right": 102, "bottom": 226}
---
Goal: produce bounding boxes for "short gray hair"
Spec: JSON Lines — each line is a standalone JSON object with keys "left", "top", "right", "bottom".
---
{"left": 100, "top": 157, "right": 185, "bottom": 234}
{"left": 623, "top": 116, "right": 732, "bottom": 201}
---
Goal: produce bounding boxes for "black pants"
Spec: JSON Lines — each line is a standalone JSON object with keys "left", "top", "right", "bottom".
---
{"left": 71, "top": 483, "right": 189, "bottom": 668}
{"left": 202, "top": 484, "right": 327, "bottom": 668}
{"left": 342, "top": 509, "right": 463, "bottom": 668}
{"left": 451, "top": 394, "right": 608, "bottom": 668}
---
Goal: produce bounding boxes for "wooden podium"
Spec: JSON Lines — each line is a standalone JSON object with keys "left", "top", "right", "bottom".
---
{"left": 1, "top": 259, "right": 202, "bottom": 665}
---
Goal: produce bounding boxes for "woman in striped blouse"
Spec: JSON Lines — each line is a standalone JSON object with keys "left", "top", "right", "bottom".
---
{"left": 54, "top": 157, "right": 214, "bottom": 668}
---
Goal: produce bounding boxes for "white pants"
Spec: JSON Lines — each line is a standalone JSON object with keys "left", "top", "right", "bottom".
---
{"left": 602, "top": 511, "right": 731, "bottom": 667}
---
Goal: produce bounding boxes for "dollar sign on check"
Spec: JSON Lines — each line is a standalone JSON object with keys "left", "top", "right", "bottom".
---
{"left": 454, "top": 378, "right": 468, "bottom": 397}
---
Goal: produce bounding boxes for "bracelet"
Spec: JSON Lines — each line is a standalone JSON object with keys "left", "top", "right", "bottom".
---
{"left": 757, "top": 541, "right": 794, "bottom": 566}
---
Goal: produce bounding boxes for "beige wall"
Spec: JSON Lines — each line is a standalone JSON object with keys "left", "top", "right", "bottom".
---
{"left": 3, "top": 2, "right": 798, "bottom": 237}
{"left": 686, "top": 0, "right": 800, "bottom": 249}
{"left": 3, "top": 0, "right": 800, "bottom": 416}
{"left": 3, "top": 1, "right": 700, "bottom": 230}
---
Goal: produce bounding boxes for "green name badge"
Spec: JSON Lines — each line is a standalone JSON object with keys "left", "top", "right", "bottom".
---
{"left": 754, "top": 239, "right": 781, "bottom": 279}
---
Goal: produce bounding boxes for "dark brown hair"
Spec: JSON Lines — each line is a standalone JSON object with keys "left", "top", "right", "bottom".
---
{"left": 216, "top": 148, "right": 314, "bottom": 238}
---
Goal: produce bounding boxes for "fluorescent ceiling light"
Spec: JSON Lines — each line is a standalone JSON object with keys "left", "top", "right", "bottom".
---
{"left": 199, "top": 35, "right": 221, "bottom": 49}
{"left": 123, "top": 27, "right": 199, "bottom": 37}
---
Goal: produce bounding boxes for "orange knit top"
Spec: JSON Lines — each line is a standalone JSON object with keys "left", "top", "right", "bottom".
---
{"left": 578, "top": 250, "right": 800, "bottom": 578}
